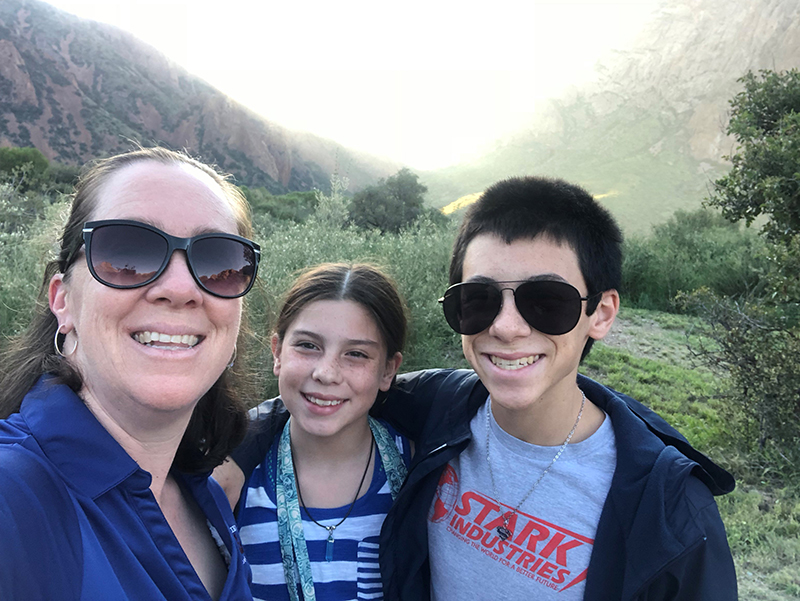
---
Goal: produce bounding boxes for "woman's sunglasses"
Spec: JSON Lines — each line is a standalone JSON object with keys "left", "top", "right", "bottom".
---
{"left": 75, "top": 219, "right": 261, "bottom": 299}
{"left": 439, "top": 280, "right": 600, "bottom": 336}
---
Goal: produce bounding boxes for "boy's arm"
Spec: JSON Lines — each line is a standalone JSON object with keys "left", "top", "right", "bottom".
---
{"left": 640, "top": 478, "right": 737, "bottom": 600}
{"left": 372, "top": 369, "right": 478, "bottom": 441}
{"left": 212, "top": 397, "right": 286, "bottom": 511}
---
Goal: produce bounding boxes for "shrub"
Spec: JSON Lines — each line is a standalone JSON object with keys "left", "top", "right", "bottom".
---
{"left": 622, "top": 208, "right": 767, "bottom": 311}
{"left": 679, "top": 289, "right": 800, "bottom": 457}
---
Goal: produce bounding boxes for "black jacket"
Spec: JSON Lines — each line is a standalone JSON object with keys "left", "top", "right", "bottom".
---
{"left": 373, "top": 369, "right": 737, "bottom": 601}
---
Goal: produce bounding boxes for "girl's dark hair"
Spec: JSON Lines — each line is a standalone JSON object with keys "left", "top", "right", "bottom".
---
{"left": 0, "top": 146, "right": 253, "bottom": 472}
{"left": 275, "top": 263, "right": 407, "bottom": 360}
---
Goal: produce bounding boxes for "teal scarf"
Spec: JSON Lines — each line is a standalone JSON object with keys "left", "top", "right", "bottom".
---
{"left": 275, "top": 416, "right": 407, "bottom": 601}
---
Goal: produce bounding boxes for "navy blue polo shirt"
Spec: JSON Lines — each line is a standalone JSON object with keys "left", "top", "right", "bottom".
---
{"left": 0, "top": 376, "right": 253, "bottom": 601}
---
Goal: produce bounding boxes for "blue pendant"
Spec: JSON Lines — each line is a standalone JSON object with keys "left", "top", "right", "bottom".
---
{"left": 325, "top": 532, "right": 334, "bottom": 562}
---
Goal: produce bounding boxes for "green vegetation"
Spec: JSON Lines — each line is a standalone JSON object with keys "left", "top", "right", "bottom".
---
{"left": 349, "top": 167, "right": 446, "bottom": 233}
{"left": 621, "top": 208, "right": 768, "bottom": 311}
{"left": 688, "top": 69, "right": 800, "bottom": 466}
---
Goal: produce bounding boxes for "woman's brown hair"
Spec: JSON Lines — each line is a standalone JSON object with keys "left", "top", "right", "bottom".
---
{"left": 0, "top": 146, "right": 253, "bottom": 472}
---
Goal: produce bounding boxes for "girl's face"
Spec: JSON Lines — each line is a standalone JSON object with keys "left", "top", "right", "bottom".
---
{"left": 273, "top": 299, "right": 402, "bottom": 443}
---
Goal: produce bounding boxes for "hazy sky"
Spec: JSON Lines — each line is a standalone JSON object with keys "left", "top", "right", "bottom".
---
{"left": 42, "top": 0, "right": 661, "bottom": 169}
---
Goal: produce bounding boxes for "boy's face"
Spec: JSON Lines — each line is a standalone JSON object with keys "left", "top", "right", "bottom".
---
{"left": 459, "top": 233, "right": 616, "bottom": 418}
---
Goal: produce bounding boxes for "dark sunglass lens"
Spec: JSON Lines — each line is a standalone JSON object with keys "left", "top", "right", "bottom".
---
{"left": 516, "top": 281, "right": 582, "bottom": 335}
{"left": 89, "top": 225, "right": 167, "bottom": 287}
{"left": 191, "top": 237, "right": 256, "bottom": 297}
{"left": 444, "top": 283, "right": 501, "bottom": 335}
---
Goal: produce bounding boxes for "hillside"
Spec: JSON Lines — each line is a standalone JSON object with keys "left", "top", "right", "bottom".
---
{"left": 424, "top": 0, "right": 800, "bottom": 233}
{"left": 0, "top": 0, "right": 399, "bottom": 193}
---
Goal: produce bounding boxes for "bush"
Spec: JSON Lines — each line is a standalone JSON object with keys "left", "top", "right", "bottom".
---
{"left": 622, "top": 208, "right": 767, "bottom": 311}
{"left": 0, "top": 194, "right": 70, "bottom": 345}
{"left": 242, "top": 186, "right": 318, "bottom": 226}
{"left": 679, "top": 289, "right": 800, "bottom": 456}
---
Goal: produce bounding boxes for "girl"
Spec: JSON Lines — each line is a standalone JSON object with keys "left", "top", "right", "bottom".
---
{"left": 230, "top": 263, "right": 410, "bottom": 601}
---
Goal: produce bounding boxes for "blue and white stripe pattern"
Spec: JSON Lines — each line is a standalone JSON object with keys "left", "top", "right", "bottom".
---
{"left": 239, "top": 423, "right": 410, "bottom": 601}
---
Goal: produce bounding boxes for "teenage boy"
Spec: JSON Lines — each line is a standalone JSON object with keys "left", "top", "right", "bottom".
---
{"left": 375, "top": 176, "right": 737, "bottom": 600}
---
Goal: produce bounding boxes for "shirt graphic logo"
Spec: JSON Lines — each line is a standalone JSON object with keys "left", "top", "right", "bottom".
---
{"left": 430, "top": 473, "right": 592, "bottom": 593}
{"left": 429, "top": 465, "right": 459, "bottom": 523}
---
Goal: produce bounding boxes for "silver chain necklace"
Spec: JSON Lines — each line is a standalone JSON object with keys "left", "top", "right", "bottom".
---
{"left": 486, "top": 389, "right": 586, "bottom": 541}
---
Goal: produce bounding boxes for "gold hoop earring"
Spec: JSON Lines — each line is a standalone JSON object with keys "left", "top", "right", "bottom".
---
{"left": 54, "top": 324, "right": 78, "bottom": 358}
{"left": 227, "top": 345, "right": 237, "bottom": 369}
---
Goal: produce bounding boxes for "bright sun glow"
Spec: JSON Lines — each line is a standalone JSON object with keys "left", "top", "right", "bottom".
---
{"left": 41, "top": 0, "right": 660, "bottom": 169}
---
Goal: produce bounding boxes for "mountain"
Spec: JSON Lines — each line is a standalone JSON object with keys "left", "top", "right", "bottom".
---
{"left": 0, "top": 0, "right": 399, "bottom": 193}
{"left": 424, "top": 0, "right": 800, "bottom": 233}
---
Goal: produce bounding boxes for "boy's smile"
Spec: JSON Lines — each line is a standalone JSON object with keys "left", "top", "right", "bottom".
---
{"left": 459, "top": 233, "right": 617, "bottom": 444}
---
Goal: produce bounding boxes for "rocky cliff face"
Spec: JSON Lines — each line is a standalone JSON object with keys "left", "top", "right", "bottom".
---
{"left": 425, "top": 0, "right": 800, "bottom": 232}
{"left": 593, "top": 0, "right": 800, "bottom": 162}
{"left": 0, "top": 0, "right": 397, "bottom": 192}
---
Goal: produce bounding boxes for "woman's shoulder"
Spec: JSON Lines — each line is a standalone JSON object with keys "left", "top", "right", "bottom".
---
{"left": 0, "top": 440, "right": 72, "bottom": 500}
{"left": 0, "top": 445, "right": 83, "bottom": 598}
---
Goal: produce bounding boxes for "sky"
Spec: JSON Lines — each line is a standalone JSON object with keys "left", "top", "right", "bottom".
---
{"left": 42, "top": 0, "right": 661, "bottom": 170}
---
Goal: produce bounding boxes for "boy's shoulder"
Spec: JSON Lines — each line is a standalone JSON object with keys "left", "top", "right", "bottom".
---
{"left": 377, "top": 369, "right": 487, "bottom": 440}
{"left": 579, "top": 374, "right": 735, "bottom": 497}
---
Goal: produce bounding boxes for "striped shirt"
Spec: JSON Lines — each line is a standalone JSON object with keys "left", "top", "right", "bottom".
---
{"left": 238, "top": 422, "right": 411, "bottom": 601}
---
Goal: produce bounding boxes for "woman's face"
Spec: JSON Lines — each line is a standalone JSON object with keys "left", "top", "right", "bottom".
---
{"left": 273, "top": 299, "right": 402, "bottom": 443}
{"left": 49, "top": 160, "right": 243, "bottom": 426}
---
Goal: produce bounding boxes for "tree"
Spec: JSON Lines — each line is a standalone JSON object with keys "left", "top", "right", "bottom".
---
{"left": 708, "top": 70, "right": 800, "bottom": 243}
{"left": 0, "top": 146, "right": 50, "bottom": 192}
{"left": 312, "top": 172, "right": 350, "bottom": 228}
{"left": 695, "top": 69, "right": 800, "bottom": 456}
{"left": 0, "top": 146, "right": 48, "bottom": 177}
{"left": 349, "top": 168, "right": 428, "bottom": 233}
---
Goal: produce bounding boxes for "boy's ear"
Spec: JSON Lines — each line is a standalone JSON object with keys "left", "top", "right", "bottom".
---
{"left": 587, "top": 289, "right": 619, "bottom": 341}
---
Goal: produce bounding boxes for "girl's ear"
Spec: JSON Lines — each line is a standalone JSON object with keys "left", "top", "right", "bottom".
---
{"left": 588, "top": 289, "right": 620, "bottom": 341}
{"left": 271, "top": 334, "right": 282, "bottom": 377}
{"left": 378, "top": 352, "right": 403, "bottom": 392}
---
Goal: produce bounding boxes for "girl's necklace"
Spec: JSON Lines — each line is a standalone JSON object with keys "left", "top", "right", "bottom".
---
{"left": 274, "top": 416, "right": 407, "bottom": 601}
{"left": 293, "top": 437, "right": 374, "bottom": 562}
{"left": 486, "top": 390, "right": 585, "bottom": 541}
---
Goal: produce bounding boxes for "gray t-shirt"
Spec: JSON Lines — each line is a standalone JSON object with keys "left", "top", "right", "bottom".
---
{"left": 428, "top": 398, "right": 616, "bottom": 600}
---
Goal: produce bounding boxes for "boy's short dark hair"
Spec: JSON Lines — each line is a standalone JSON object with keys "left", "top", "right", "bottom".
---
{"left": 449, "top": 176, "right": 623, "bottom": 358}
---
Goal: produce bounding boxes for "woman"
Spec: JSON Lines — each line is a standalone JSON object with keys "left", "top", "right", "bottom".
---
{"left": 220, "top": 263, "right": 409, "bottom": 601}
{"left": 0, "top": 147, "right": 261, "bottom": 600}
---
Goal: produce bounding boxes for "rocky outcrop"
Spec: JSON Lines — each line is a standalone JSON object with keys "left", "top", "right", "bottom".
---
{"left": 0, "top": 0, "right": 398, "bottom": 192}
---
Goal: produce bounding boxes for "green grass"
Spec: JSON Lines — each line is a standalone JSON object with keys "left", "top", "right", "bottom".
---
{"left": 591, "top": 309, "right": 800, "bottom": 600}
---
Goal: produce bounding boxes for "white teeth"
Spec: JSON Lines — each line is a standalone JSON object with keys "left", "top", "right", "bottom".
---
{"left": 133, "top": 331, "right": 199, "bottom": 348}
{"left": 304, "top": 394, "right": 345, "bottom": 407}
{"left": 490, "top": 355, "right": 540, "bottom": 370}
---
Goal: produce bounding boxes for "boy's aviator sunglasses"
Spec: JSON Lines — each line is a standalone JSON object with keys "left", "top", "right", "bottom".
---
{"left": 70, "top": 219, "right": 261, "bottom": 298}
{"left": 439, "top": 280, "right": 602, "bottom": 336}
